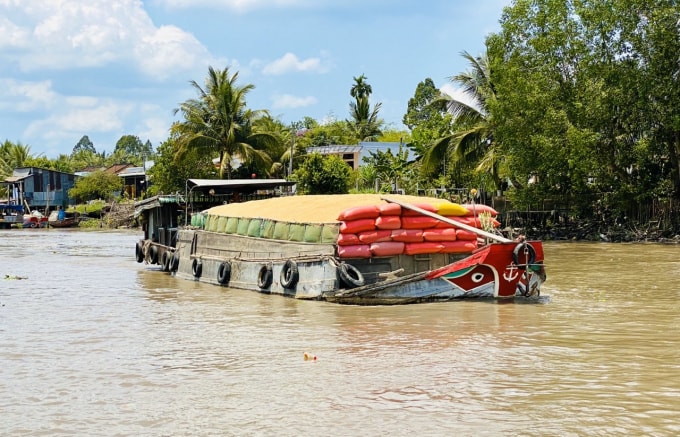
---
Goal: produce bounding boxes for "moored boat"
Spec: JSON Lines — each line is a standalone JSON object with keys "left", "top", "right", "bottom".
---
{"left": 135, "top": 190, "right": 546, "bottom": 305}
{"left": 48, "top": 210, "right": 81, "bottom": 228}
{"left": 23, "top": 211, "right": 48, "bottom": 228}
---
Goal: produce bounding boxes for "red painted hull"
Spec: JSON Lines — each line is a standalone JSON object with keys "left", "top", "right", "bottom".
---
{"left": 427, "top": 240, "right": 546, "bottom": 298}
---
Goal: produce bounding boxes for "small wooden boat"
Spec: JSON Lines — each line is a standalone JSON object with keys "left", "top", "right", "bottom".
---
{"left": 48, "top": 211, "right": 81, "bottom": 228}
{"left": 134, "top": 192, "right": 546, "bottom": 304}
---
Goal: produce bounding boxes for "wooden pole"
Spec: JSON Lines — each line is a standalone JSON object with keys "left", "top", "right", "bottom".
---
{"left": 380, "top": 196, "right": 512, "bottom": 243}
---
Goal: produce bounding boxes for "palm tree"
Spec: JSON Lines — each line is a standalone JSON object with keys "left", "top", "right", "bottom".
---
{"left": 349, "top": 97, "right": 383, "bottom": 141}
{"left": 350, "top": 74, "right": 372, "bottom": 100}
{"left": 0, "top": 141, "right": 32, "bottom": 178}
{"left": 348, "top": 74, "right": 383, "bottom": 141}
{"left": 423, "top": 51, "right": 504, "bottom": 190}
{"left": 172, "top": 66, "right": 277, "bottom": 179}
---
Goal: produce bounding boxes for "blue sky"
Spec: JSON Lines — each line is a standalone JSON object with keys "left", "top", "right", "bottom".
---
{"left": 0, "top": 0, "right": 510, "bottom": 159}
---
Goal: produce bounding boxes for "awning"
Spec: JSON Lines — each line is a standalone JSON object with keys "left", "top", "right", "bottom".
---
{"left": 1, "top": 174, "right": 31, "bottom": 184}
{"left": 187, "top": 178, "right": 295, "bottom": 194}
{"left": 133, "top": 194, "right": 183, "bottom": 218}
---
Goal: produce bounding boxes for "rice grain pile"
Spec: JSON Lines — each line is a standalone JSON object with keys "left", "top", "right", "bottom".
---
{"left": 207, "top": 194, "right": 446, "bottom": 223}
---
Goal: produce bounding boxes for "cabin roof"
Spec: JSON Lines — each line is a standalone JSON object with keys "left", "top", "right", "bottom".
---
{"left": 187, "top": 178, "right": 295, "bottom": 194}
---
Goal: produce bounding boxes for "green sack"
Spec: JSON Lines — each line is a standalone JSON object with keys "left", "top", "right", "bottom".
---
{"left": 321, "top": 224, "right": 340, "bottom": 244}
{"left": 261, "top": 220, "right": 275, "bottom": 238}
{"left": 225, "top": 217, "right": 238, "bottom": 234}
{"left": 247, "top": 218, "right": 262, "bottom": 238}
{"left": 237, "top": 218, "right": 250, "bottom": 235}
{"left": 288, "top": 223, "right": 305, "bottom": 242}
{"left": 216, "top": 216, "right": 228, "bottom": 233}
{"left": 303, "top": 224, "right": 323, "bottom": 243}
{"left": 273, "top": 221, "right": 290, "bottom": 240}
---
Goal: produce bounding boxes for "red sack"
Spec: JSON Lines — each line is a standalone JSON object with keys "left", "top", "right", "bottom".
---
{"left": 378, "top": 203, "right": 401, "bottom": 216}
{"left": 375, "top": 215, "right": 401, "bottom": 230}
{"left": 455, "top": 229, "right": 478, "bottom": 241}
{"left": 404, "top": 242, "right": 444, "bottom": 255}
{"left": 401, "top": 203, "right": 438, "bottom": 216}
{"left": 337, "top": 233, "right": 360, "bottom": 246}
{"left": 370, "top": 241, "right": 405, "bottom": 257}
{"left": 337, "top": 205, "right": 380, "bottom": 221}
{"left": 340, "top": 218, "right": 376, "bottom": 234}
{"left": 358, "top": 229, "right": 392, "bottom": 244}
{"left": 422, "top": 228, "right": 458, "bottom": 242}
{"left": 337, "top": 244, "right": 371, "bottom": 258}
{"left": 401, "top": 216, "right": 439, "bottom": 229}
{"left": 391, "top": 229, "right": 424, "bottom": 242}
{"left": 440, "top": 241, "right": 478, "bottom": 253}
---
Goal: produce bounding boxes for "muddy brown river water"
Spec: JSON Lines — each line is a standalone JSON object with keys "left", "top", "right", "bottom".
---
{"left": 1, "top": 229, "right": 679, "bottom": 436}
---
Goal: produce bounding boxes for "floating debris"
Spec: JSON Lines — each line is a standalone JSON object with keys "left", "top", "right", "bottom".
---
{"left": 303, "top": 352, "right": 317, "bottom": 362}
{"left": 4, "top": 274, "right": 28, "bottom": 280}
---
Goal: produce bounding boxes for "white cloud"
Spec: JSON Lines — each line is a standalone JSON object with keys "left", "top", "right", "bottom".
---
{"left": 135, "top": 24, "right": 211, "bottom": 79}
{"left": 0, "top": 0, "right": 212, "bottom": 78}
{"left": 155, "top": 0, "right": 309, "bottom": 13}
{"left": 271, "top": 93, "right": 316, "bottom": 109}
{"left": 0, "top": 16, "right": 30, "bottom": 48}
{"left": 0, "top": 78, "right": 58, "bottom": 111}
{"left": 25, "top": 101, "right": 129, "bottom": 139}
{"left": 262, "top": 52, "right": 327, "bottom": 75}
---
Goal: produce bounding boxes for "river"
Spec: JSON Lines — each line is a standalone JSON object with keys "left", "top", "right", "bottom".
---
{"left": 1, "top": 229, "right": 679, "bottom": 436}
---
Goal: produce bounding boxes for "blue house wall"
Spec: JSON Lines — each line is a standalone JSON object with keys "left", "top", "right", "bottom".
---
{"left": 13, "top": 167, "right": 78, "bottom": 209}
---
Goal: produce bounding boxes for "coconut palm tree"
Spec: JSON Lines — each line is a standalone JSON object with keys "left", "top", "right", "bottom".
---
{"left": 0, "top": 141, "right": 32, "bottom": 178}
{"left": 172, "top": 66, "right": 277, "bottom": 179}
{"left": 423, "top": 51, "right": 504, "bottom": 190}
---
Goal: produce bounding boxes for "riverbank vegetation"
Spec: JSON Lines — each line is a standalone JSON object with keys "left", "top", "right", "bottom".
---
{"left": 2, "top": 0, "right": 679, "bottom": 241}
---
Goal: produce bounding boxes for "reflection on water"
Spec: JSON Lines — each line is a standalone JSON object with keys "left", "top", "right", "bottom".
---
{"left": 2, "top": 231, "right": 680, "bottom": 435}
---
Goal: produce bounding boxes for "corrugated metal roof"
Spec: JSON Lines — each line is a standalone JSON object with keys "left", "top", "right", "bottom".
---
{"left": 307, "top": 145, "right": 362, "bottom": 154}
{"left": 133, "top": 194, "right": 183, "bottom": 218}
{"left": 187, "top": 179, "right": 295, "bottom": 191}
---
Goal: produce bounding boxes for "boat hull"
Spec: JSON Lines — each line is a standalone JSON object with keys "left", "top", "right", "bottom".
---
{"left": 138, "top": 229, "right": 546, "bottom": 305}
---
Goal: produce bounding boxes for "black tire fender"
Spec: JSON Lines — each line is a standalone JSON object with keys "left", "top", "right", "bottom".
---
{"left": 162, "top": 251, "right": 172, "bottom": 272}
{"left": 192, "top": 258, "right": 202, "bottom": 278}
{"left": 217, "top": 261, "right": 231, "bottom": 286}
{"left": 512, "top": 242, "right": 536, "bottom": 269}
{"left": 135, "top": 241, "right": 144, "bottom": 263}
{"left": 338, "top": 262, "right": 365, "bottom": 289}
{"left": 170, "top": 253, "right": 180, "bottom": 272}
{"left": 280, "top": 259, "right": 299, "bottom": 289}
{"left": 149, "top": 245, "right": 159, "bottom": 264}
{"left": 257, "top": 264, "right": 273, "bottom": 289}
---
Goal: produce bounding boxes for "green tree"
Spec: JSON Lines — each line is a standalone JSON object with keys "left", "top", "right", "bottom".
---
{"left": 424, "top": 51, "right": 505, "bottom": 192}
{"left": 347, "top": 74, "right": 383, "bottom": 142}
{"left": 72, "top": 135, "right": 96, "bottom": 155}
{"left": 71, "top": 149, "right": 106, "bottom": 172}
{"left": 172, "top": 66, "right": 277, "bottom": 179}
{"left": 68, "top": 170, "right": 123, "bottom": 202}
{"left": 0, "top": 141, "right": 32, "bottom": 170}
{"left": 485, "top": 0, "right": 680, "bottom": 214}
{"left": 299, "top": 118, "right": 355, "bottom": 147}
{"left": 112, "top": 135, "right": 153, "bottom": 166}
{"left": 147, "top": 137, "right": 215, "bottom": 195}
{"left": 403, "top": 78, "right": 451, "bottom": 158}
{"left": 295, "top": 153, "right": 350, "bottom": 194}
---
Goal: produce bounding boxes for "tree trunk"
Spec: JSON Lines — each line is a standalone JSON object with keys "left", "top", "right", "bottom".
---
{"left": 672, "top": 131, "right": 680, "bottom": 200}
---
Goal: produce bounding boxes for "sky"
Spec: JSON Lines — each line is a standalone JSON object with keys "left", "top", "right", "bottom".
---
{"left": 0, "top": 0, "right": 511, "bottom": 159}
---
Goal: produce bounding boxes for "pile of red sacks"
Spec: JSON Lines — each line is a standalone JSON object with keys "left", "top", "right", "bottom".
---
{"left": 336, "top": 201, "right": 499, "bottom": 258}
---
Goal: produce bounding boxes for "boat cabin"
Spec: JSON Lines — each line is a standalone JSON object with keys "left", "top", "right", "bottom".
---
{"left": 135, "top": 178, "right": 296, "bottom": 248}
